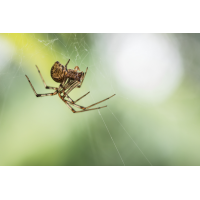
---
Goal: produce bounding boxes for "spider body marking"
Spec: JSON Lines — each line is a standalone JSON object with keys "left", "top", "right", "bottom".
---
{"left": 25, "top": 59, "right": 115, "bottom": 113}
{"left": 51, "top": 61, "right": 83, "bottom": 83}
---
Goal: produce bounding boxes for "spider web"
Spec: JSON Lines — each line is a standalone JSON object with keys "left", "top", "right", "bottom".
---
{"left": 0, "top": 33, "right": 188, "bottom": 166}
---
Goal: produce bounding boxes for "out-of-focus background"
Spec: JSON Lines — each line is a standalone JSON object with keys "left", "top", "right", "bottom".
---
{"left": 1, "top": 33, "right": 200, "bottom": 165}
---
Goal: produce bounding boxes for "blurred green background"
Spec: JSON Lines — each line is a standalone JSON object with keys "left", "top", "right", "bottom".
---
{"left": 1, "top": 33, "right": 200, "bottom": 165}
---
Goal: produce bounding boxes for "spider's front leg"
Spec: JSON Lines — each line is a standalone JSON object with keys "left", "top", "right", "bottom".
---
{"left": 25, "top": 75, "right": 58, "bottom": 97}
{"left": 35, "top": 65, "right": 58, "bottom": 90}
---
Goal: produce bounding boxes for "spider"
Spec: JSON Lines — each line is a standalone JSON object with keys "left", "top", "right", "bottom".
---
{"left": 25, "top": 59, "right": 115, "bottom": 113}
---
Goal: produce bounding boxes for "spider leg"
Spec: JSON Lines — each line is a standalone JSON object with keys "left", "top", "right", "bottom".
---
{"left": 65, "top": 59, "right": 70, "bottom": 69}
{"left": 62, "top": 82, "right": 90, "bottom": 103}
{"left": 59, "top": 80, "right": 79, "bottom": 103}
{"left": 77, "top": 67, "right": 88, "bottom": 88}
{"left": 65, "top": 81, "right": 80, "bottom": 95}
{"left": 35, "top": 65, "right": 58, "bottom": 90}
{"left": 58, "top": 93, "right": 107, "bottom": 113}
{"left": 62, "top": 91, "right": 90, "bottom": 104}
{"left": 25, "top": 75, "right": 58, "bottom": 97}
{"left": 64, "top": 93, "right": 74, "bottom": 103}
{"left": 83, "top": 94, "right": 116, "bottom": 109}
{"left": 62, "top": 81, "right": 80, "bottom": 103}
{"left": 73, "top": 91, "right": 90, "bottom": 103}
{"left": 60, "top": 92, "right": 113, "bottom": 111}
{"left": 63, "top": 84, "right": 114, "bottom": 107}
{"left": 64, "top": 81, "right": 79, "bottom": 98}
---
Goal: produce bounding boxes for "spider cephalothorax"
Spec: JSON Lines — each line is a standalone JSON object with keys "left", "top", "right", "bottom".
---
{"left": 25, "top": 59, "right": 115, "bottom": 113}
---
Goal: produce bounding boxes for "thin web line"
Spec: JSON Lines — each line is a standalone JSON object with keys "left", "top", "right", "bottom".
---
{"left": 107, "top": 107, "right": 152, "bottom": 166}
{"left": 98, "top": 110, "right": 125, "bottom": 166}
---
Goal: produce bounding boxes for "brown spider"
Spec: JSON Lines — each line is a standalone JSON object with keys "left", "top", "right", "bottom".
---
{"left": 25, "top": 59, "right": 115, "bottom": 113}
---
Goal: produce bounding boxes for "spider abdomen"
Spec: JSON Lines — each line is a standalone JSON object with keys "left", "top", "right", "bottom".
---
{"left": 51, "top": 61, "right": 66, "bottom": 83}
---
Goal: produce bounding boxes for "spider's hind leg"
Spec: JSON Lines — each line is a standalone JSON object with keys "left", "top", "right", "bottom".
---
{"left": 58, "top": 93, "right": 107, "bottom": 113}
{"left": 63, "top": 93, "right": 116, "bottom": 112}
{"left": 74, "top": 91, "right": 90, "bottom": 103}
{"left": 84, "top": 94, "right": 116, "bottom": 110}
{"left": 63, "top": 91, "right": 90, "bottom": 104}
